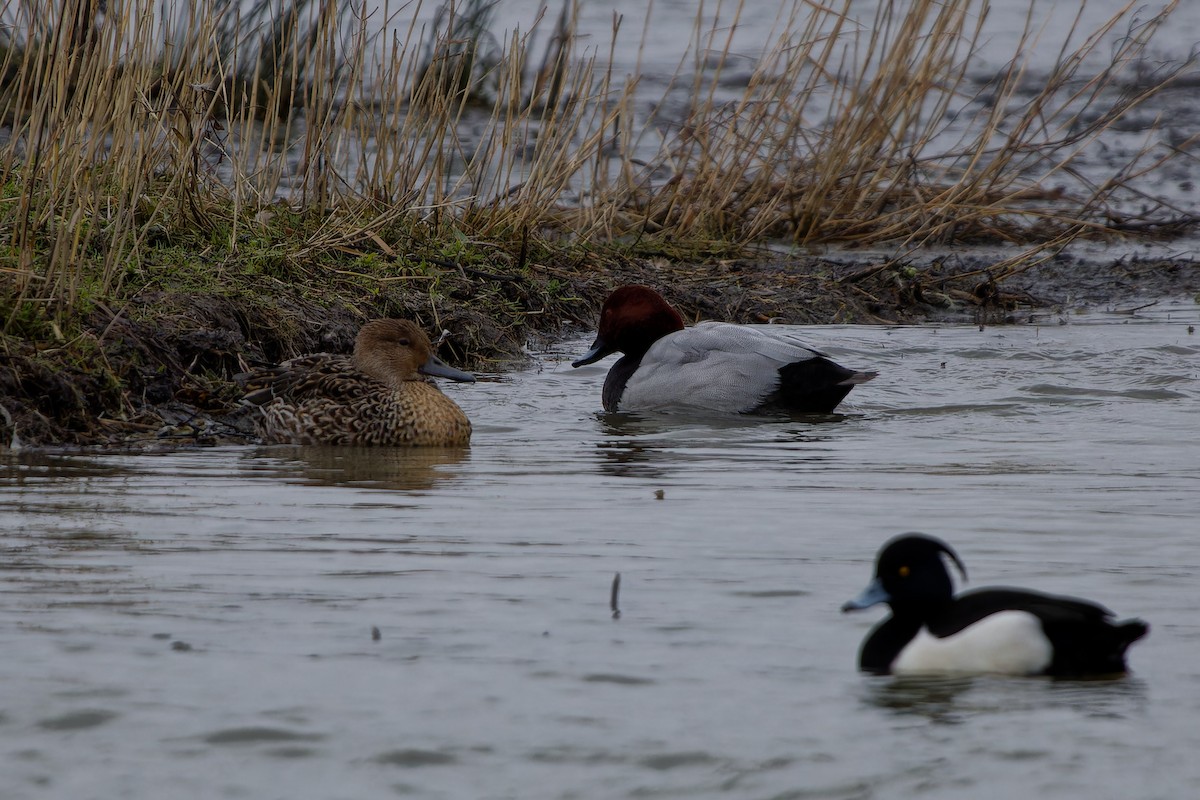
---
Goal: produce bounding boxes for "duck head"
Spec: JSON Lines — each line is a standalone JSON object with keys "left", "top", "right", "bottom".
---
{"left": 354, "top": 319, "right": 476, "bottom": 389}
{"left": 572, "top": 285, "right": 685, "bottom": 366}
{"left": 842, "top": 533, "right": 968, "bottom": 613}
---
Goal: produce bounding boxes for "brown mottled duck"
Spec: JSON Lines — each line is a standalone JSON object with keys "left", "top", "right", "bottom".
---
{"left": 239, "top": 319, "right": 474, "bottom": 446}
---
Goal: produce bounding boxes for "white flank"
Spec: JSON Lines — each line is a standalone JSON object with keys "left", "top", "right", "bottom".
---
{"left": 892, "top": 611, "right": 1054, "bottom": 675}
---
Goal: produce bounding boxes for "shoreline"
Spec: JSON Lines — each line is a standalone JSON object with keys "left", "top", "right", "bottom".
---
{"left": 2, "top": 249, "right": 1196, "bottom": 450}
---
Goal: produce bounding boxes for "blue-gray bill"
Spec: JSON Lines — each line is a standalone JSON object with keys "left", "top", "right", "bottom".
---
{"left": 841, "top": 577, "right": 891, "bottom": 612}
{"left": 420, "top": 355, "right": 476, "bottom": 382}
{"left": 571, "top": 337, "right": 609, "bottom": 368}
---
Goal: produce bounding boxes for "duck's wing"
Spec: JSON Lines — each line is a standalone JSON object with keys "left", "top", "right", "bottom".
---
{"left": 624, "top": 323, "right": 824, "bottom": 412}
{"left": 943, "top": 587, "right": 1115, "bottom": 630}
{"left": 680, "top": 322, "right": 827, "bottom": 362}
{"left": 238, "top": 354, "right": 376, "bottom": 405}
{"left": 933, "top": 587, "right": 1115, "bottom": 637}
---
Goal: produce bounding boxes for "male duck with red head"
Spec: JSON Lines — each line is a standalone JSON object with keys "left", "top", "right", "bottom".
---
{"left": 572, "top": 285, "right": 876, "bottom": 414}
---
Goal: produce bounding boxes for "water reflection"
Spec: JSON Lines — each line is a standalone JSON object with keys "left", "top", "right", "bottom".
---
{"left": 861, "top": 675, "right": 978, "bottom": 724}
{"left": 595, "top": 410, "right": 755, "bottom": 441}
{"left": 861, "top": 674, "right": 1148, "bottom": 723}
{"left": 594, "top": 439, "right": 664, "bottom": 479}
{"left": 592, "top": 410, "right": 852, "bottom": 478}
{"left": 595, "top": 410, "right": 854, "bottom": 439}
{"left": 0, "top": 450, "right": 130, "bottom": 485}
{"left": 241, "top": 445, "right": 469, "bottom": 491}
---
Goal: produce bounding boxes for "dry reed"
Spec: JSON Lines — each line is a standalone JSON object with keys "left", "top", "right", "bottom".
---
{"left": 0, "top": 0, "right": 1192, "bottom": 328}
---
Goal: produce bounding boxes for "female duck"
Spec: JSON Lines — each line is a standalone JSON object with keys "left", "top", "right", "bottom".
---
{"left": 239, "top": 319, "right": 474, "bottom": 446}
{"left": 842, "top": 533, "right": 1148, "bottom": 677}
{"left": 571, "top": 285, "right": 875, "bottom": 413}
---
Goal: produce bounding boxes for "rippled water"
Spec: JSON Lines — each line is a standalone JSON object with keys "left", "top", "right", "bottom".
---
{"left": 2, "top": 303, "right": 1199, "bottom": 799}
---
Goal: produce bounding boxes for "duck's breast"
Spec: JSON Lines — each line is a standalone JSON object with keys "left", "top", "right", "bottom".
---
{"left": 892, "top": 610, "right": 1053, "bottom": 675}
{"left": 619, "top": 323, "right": 821, "bottom": 412}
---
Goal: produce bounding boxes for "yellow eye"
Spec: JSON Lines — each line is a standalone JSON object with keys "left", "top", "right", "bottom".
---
{"left": 898, "top": 565, "right": 910, "bottom": 578}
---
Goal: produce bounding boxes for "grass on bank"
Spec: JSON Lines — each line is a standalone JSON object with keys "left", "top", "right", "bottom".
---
{"left": 0, "top": 0, "right": 1194, "bottom": 337}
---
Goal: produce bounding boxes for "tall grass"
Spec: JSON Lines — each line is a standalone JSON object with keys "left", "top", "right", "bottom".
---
{"left": 0, "top": 0, "right": 1192, "bottom": 326}
{"left": 619, "top": 0, "right": 1192, "bottom": 249}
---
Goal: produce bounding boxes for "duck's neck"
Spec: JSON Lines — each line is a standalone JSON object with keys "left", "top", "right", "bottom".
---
{"left": 602, "top": 353, "right": 643, "bottom": 412}
{"left": 859, "top": 609, "right": 927, "bottom": 674}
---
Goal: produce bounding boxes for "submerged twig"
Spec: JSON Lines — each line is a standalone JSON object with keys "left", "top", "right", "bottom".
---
{"left": 610, "top": 572, "right": 621, "bottom": 620}
{"left": 1111, "top": 300, "right": 1159, "bottom": 315}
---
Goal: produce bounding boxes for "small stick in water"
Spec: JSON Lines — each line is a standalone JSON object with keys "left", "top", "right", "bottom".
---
{"left": 611, "top": 572, "right": 622, "bottom": 620}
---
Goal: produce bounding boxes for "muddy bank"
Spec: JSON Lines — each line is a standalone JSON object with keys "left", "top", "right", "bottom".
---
{"left": 1, "top": 250, "right": 1196, "bottom": 449}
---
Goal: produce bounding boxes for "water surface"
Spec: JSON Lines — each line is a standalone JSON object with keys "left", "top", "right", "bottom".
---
{"left": 2, "top": 303, "right": 1198, "bottom": 799}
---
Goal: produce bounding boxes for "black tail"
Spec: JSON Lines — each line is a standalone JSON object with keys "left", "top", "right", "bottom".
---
{"left": 1047, "top": 618, "right": 1149, "bottom": 677}
{"left": 768, "top": 357, "right": 877, "bottom": 413}
{"left": 1116, "top": 619, "right": 1150, "bottom": 652}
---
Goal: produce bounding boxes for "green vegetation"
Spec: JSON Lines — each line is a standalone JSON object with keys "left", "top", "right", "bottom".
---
{"left": 0, "top": 0, "right": 1194, "bottom": 445}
